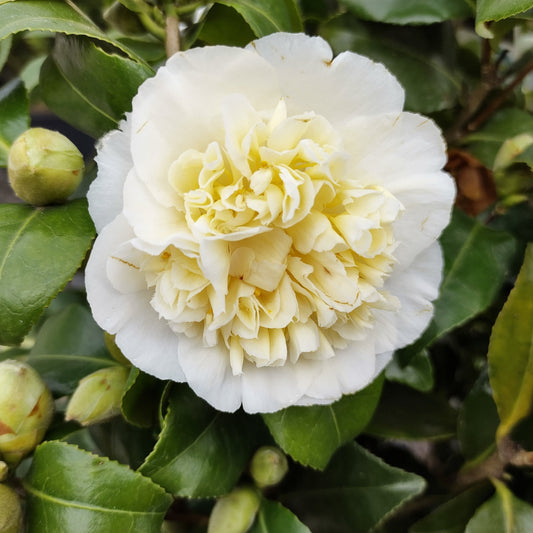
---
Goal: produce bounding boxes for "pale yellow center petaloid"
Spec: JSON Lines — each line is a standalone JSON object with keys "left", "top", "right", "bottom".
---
{"left": 137, "top": 99, "right": 403, "bottom": 375}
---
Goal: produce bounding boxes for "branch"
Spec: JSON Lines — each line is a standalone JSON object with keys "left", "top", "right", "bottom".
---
{"left": 467, "top": 57, "right": 533, "bottom": 131}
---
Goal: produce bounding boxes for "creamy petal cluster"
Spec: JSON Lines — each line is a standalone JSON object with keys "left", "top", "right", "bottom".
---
{"left": 86, "top": 33, "right": 455, "bottom": 413}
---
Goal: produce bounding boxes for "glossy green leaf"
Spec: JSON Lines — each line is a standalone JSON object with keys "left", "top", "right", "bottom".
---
{"left": 249, "top": 499, "right": 311, "bottom": 533}
{"left": 410, "top": 483, "right": 493, "bottom": 533}
{"left": 458, "top": 370, "right": 499, "bottom": 463}
{"left": 465, "top": 479, "right": 533, "bottom": 532}
{"left": 464, "top": 109, "right": 533, "bottom": 169}
{"left": 366, "top": 383, "right": 457, "bottom": 440}
{"left": 23, "top": 304, "right": 115, "bottom": 394}
{"left": 0, "top": 0, "right": 142, "bottom": 61}
{"left": 489, "top": 244, "right": 533, "bottom": 440}
{"left": 0, "top": 34, "right": 11, "bottom": 72}
{"left": 399, "top": 210, "right": 518, "bottom": 364}
{"left": 0, "top": 79, "right": 29, "bottom": 166}
{"left": 24, "top": 441, "right": 172, "bottom": 533}
{"left": 282, "top": 442, "right": 426, "bottom": 533}
{"left": 477, "top": 0, "right": 533, "bottom": 22}
{"left": 0, "top": 200, "right": 95, "bottom": 345}
{"left": 321, "top": 15, "right": 460, "bottom": 113}
{"left": 139, "top": 384, "right": 262, "bottom": 498}
{"left": 339, "top": 0, "right": 472, "bottom": 24}
{"left": 199, "top": 3, "right": 256, "bottom": 46}
{"left": 121, "top": 367, "right": 165, "bottom": 428}
{"left": 216, "top": 0, "right": 303, "bottom": 36}
{"left": 263, "top": 374, "right": 383, "bottom": 470}
{"left": 31, "top": 303, "right": 107, "bottom": 357}
{"left": 40, "top": 35, "right": 152, "bottom": 138}
{"left": 385, "top": 349, "right": 434, "bottom": 392}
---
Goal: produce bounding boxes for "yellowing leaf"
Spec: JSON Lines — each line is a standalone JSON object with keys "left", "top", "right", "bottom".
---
{"left": 489, "top": 244, "right": 533, "bottom": 441}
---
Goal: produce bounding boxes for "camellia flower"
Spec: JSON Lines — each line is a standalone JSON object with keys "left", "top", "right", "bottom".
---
{"left": 86, "top": 32, "right": 455, "bottom": 413}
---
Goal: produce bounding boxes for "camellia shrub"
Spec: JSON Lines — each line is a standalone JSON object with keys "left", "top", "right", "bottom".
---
{"left": 0, "top": 1, "right": 532, "bottom": 532}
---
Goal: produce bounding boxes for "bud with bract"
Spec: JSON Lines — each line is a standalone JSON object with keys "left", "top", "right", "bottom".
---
{"left": 207, "top": 486, "right": 260, "bottom": 533}
{"left": 250, "top": 446, "right": 289, "bottom": 489}
{"left": 0, "top": 483, "right": 22, "bottom": 533}
{"left": 0, "top": 360, "right": 54, "bottom": 465}
{"left": 65, "top": 366, "right": 129, "bottom": 426}
{"left": 7, "top": 127, "right": 84, "bottom": 205}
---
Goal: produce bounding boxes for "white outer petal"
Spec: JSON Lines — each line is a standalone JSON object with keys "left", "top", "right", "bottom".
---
{"left": 241, "top": 359, "right": 321, "bottom": 413}
{"left": 390, "top": 171, "right": 455, "bottom": 266}
{"left": 247, "top": 32, "right": 405, "bottom": 125}
{"left": 372, "top": 241, "right": 444, "bottom": 354}
{"left": 177, "top": 336, "right": 242, "bottom": 412}
{"left": 88, "top": 120, "right": 132, "bottom": 232}
{"left": 343, "top": 112, "right": 455, "bottom": 266}
{"left": 85, "top": 215, "right": 185, "bottom": 381}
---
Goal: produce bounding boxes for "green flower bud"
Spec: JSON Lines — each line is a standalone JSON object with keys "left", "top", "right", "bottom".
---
{"left": 104, "top": 332, "right": 131, "bottom": 366}
{"left": 250, "top": 446, "right": 288, "bottom": 489}
{"left": 0, "top": 484, "right": 22, "bottom": 533}
{"left": 8, "top": 127, "right": 84, "bottom": 206}
{"left": 65, "top": 366, "right": 129, "bottom": 426}
{"left": 0, "top": 360, "right": 54, "bottom": 465}
{"left": 208, "top": 486, "right": 260, "bottom": 533}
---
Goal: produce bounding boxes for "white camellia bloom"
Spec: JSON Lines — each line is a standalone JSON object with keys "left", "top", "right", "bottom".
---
{"left": 86, "top": 32, "right": 455, "bottom": 413}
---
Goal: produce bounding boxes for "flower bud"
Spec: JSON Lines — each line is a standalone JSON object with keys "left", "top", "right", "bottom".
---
{"left": 250, "top": 446, "right": 288, "bottom": 489}
{"left": 65, "top": 366, "right": 129, "bottom": 426}
{"left": 0, "top": 360, "right": 54, "bottom": 465}
{"left": 0, "top": 484, "right": 22, "bottom": 533}
{"left": 7, "top": 127, "right": 84, "bottom": 206}
{"left": 207, "top": 486, "right": 260, "bottom": 533}
{"left": 0, "top": 462, "right": 7, "bottom": 482}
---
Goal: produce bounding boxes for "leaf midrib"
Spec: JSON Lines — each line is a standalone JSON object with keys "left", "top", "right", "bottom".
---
{"left": 0, "top": 208, "right": 39, "bottom": 282}
{"left": 23, "top": 483, "right": 165, "bottom": 516}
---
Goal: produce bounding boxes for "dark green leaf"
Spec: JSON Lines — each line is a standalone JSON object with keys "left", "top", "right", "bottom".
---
{"left": 0, "top": 200, "right": 95, "bottom": 345}
{"left": 489, "top": 244, "right": 533, "bottom": 440}
{"left": 249, "top": 499, "right": 311, "bottom": 533}
{"left": 40, "top": 35, "right": 152, "bottom": 138}
{"left": 199, "top": 3, "right": 256, "bottom": 46}
{"left": 477, "top": 0, "right": 533, "bottom": 22}
{"left": 25, "top": 304, "right": 114, "bottom": 394}
{"left": 282, "top": 442, "right": 426, "bottom": 533}
{"left": 0, "top": 34, "right": 11, "bottom": 72}
{"left": 465, "top": 479, "right": 533, "bottom": 532}
{"left": 366, "top": 383, "right": 457, "bottom": 440}
{"left": 24, "top": 441, "right": 172, "bottom": 533}
{"left": 339, "top": 0, "right": 472, "bottom": 24}
{"left": 26, "top": 354, "right": 116, "bottom": 396}
{"left": 263, "top": 374, "right": 383, "bottom": 470}
{"left": 0, "top": 0, "right": 143, "bottom": 61}
{"left": 385, "top": 349, "right": 434, "bottom": 392}
{"left": 0, "top": 79, "right": 29, "bottom": 166}
{"left": 321, "top": 15, "right": 460, "bottom": 113}
{"left": 399, "top": 210, "right": 518, "bottom": 364}
{"left": 458, "top": 370, "right": 499, "bottom": 463}
{"left": 410, "top": 483, "right": 493, "bottom": 533}
{"left": 39, "top": 57, "right": 115, "bottom": 139}
{"left": 216, "top": 0, "right": 303, "bottom": 36}
{"left": 463, "top": 109, "right": 533, "bottom": 169}
{"left": 31, "top": 303, "right": 107, "bottom": 357}
{"left": 139, "top": 384, "right": 263, "bottom": 498}
{"left": 121, "top": 367, "right": 166, "bottom": 428}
